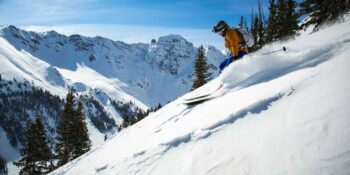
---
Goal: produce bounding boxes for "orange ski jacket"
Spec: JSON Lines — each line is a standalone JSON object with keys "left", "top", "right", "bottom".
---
{"left": 225, "top": 28, "right": 248, "bottom": 57}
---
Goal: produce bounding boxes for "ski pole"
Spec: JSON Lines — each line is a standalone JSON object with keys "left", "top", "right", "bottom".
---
{"left": 263, "top": 46, "right": 287, "bottom": 55}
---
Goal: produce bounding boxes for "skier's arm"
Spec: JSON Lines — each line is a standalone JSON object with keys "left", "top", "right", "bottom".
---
{"left": 231, "top": 30, "right": 240, "bottom": 58}
{"left": 225, "top": 30, "right": 240, "bottom": 57}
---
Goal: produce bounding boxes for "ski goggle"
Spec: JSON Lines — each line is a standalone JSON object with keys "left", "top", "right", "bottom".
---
{"left": 212, "top": 27, "right": 226, "bottom": 36}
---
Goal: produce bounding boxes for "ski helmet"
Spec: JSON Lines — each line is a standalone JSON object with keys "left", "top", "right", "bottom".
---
{"left": 212, "top": 20, "right": 228, "bottom": 33}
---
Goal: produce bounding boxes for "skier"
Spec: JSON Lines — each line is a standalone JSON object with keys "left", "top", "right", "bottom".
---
{"left": 212, "top": 20, "right": 248, "bottom": 73}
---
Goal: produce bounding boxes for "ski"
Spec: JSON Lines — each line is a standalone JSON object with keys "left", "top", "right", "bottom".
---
{"left": 182, "top": 84, "right": 223, "bottom": 105}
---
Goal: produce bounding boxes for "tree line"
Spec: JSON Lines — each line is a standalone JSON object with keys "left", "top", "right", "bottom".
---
{"left": 0, "top": 79, "right": 63, "bottom": 148}
{"left": 13, "top": 90, "right": 91, "bottom": 175}
{"left": 116, "top": 100, "right": 162, "bottom": 131}
{"left": 251, "top": 0, "right": 349, "bottom": 50}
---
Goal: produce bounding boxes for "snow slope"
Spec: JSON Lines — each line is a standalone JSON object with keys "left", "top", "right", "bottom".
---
{"left": 0, "top": 35, "right": 142, "bottom": 139}
{"left": 50, "top": 18, "right": 350, "bottom": 175}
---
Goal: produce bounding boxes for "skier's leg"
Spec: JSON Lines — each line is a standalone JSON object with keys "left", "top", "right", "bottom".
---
{"left": 235, "top": 51, "right": 247, "bottom": 61}
{"left": 219, "top": 58, "right": 228, "bottom": 73}
{"left": 224, "top": 54, "right": 234, "bottom": 67}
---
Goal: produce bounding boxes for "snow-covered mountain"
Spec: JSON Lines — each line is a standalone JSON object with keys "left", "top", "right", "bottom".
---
{"left": 0, "top": 26, "right": 223, "bottom": 107}
{"left": 0, "top": 25, "right": 224, "bottom": 174}
{"left": 49, "top": 17, "right": 350, "bottom": 175}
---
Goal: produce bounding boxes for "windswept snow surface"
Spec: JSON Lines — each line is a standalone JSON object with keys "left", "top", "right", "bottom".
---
{"left": 52, "top": 19, "right": 349, "bottom": 175}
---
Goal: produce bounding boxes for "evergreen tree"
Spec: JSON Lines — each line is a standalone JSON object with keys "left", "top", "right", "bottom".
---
{"left": 238, "top": 16, "right": 249, "bottom": 30}
{"left": 14, "top": 114, "right": 52, "bottom": 175}
{"left": 250, "top": 7, "right": 255, "bottom": 31}
{"left": 117, "top": 106, "right": 151, "bottom": 132}
{"left": 299, "top": 0, "right": 349, "bottom": 30}
{"left": 257, "top": 0, "right": 266, "bottom": 46}
{"left": 118, "top": 117, "right": 130, "bottom": 131}
{"left": 0, "top": 156, "right": 8, "bottom": 175}
{"left": 276, "top": 0, "right": 288, "bottom": 38}
{"left": 130, "top": 115, "right": 138, "bottom": 125}
{"left": 238, "top": 16, "right": 245, "bottom": 28}
{"left": 56, "top": 91, "right": 91, "bottom": 167}
{"left": 266, "top": 0, "right": 278, "bottom": 43}
{"left": 244, "top": 18, "right": 249, "bottom": 30}
{"left": 135, "top": 109, "right": 147, "bottom": 121}
{"left": 285, "top": 0, "right": 299, "bottom": 36}
{"left": 273, "top": 0, "right": 299, "bottom": 40}
{"left": 191, "top": 46, "right": 212, "bottom": 90}
{"left": 250, "top": 15, "right": 260, "bottom": 51}
{"left": 71, "top": 101, "right": 91, "bottom": 159}
{"left": 156, "top": 103, "right": 162, "bottom": 111}
{"left": 55, "top": 90, "right": 75, "bottom": 166}
{"left": 250, "top": 0, "right": 266, "bottom": 51}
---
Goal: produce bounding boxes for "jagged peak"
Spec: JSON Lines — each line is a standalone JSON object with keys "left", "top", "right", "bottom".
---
{"left": 42, "top": 30, "right": 63, "bottom": 38}
{"left": 2, "top": 25, "right": 18, "bottom": 30}
{"left": 158, "top": 34, "right": 190, "bottom": 44}
{"left": 202, "top": 45, "right": 222, "bottom": 54}
{"left": 0, "top": 25, "right": 21, "bottom": 34}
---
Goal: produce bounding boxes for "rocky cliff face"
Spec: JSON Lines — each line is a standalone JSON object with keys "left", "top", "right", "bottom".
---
{"left": 145, "top": 34, "right": 196, "bottom": 75}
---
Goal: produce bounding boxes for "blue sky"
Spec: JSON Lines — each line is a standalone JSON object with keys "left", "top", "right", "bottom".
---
{"left": 0, "top": 0, "right": 271, "bottom": 50}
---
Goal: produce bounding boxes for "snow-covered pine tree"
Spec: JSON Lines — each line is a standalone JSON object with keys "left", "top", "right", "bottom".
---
{"left": 191, "top": 46, "right": 211, "bottom": 90}
{"left": 14, "top": 114, "right": 53, "bottom": 175}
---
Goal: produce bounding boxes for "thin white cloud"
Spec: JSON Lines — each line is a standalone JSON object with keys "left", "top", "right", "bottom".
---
{"left": 21, "top": 24, "right": 225, "bottom": 50}
{"left": 0, "top": 0, "right": 99, "bottom": 24}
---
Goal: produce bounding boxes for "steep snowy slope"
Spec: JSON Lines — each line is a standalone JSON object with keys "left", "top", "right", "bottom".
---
{"left": 50, "top": 18, "right": 350, "bottom": 175}
{"left": 0, "top": 35, "right": 144, "bottom": 131}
